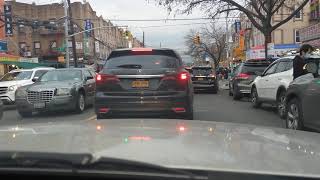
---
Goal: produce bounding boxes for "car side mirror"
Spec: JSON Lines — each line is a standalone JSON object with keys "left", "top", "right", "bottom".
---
{"left": 86, "top": 76, "right": 93, "bottom": 81}
{"left": 32, "top": 77, "right": 39, "bottom": 82}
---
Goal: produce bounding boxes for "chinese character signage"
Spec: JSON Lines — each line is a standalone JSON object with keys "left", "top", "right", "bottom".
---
{"left": 235, "top": 21, "right": 241, "bottom": 33}
{"left": 4, "top": 5, "right": 13, "bottom": 36}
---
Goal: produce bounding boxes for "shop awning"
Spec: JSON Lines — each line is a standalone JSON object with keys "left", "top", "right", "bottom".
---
{"left": 0, "top": 61, "right": 48, "bottom": 69}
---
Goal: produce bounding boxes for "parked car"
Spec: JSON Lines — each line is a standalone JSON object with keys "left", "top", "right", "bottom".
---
{"left": 191, "top": 66, "right": 218, "bottom": 93}
{"left": 285, "top": 56, "right": 320, "bottom": 130}
{"left": 229, "top": 59, "right": 271, "bottom": 100}
{"left": 251, "top": 56, "right": 294, "bottom": 118}
{"left": 0, "top": 67, "right": 54, "bottom": 104}
{"left": 95, "top": 48, "right": 194, "bottom": 120}
{"left": 15, "top": 68, "right": 96, "bottom": 117}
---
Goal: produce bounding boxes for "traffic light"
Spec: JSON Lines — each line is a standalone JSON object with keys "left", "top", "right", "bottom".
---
{"left": 193, "top": 35, "right": 201, "bottom": 45}
{"left": 124, "top": 30, "right": 129, "bottom": 38}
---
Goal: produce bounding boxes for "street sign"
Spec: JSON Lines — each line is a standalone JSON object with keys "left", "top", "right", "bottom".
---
{"left": 4, "top": 5, "right": 13, "bottom": 36}
{"left": 85, "top": 19, "right": 92, "bottom": 36}
{"left": 0, "top": 41, "right": 7, "bottom": 51}
{"left": 4, "top": 5, "right": 12, "bottom": 15}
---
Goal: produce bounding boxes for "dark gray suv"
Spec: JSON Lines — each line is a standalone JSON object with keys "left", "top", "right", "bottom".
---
{"left": 95, "top": 48, "right": 194, "bottom": 120}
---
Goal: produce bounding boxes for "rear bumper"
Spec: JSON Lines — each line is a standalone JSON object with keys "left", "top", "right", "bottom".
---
{"left": 16, "top": 95, "right": 76, "bottom": 112}
{"left": 95, "top": 92, "right": 190, "bottom": 114}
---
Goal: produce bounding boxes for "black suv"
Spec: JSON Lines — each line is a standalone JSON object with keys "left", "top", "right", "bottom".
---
{"left": 191, "top": 66, "right": 218, "bottom": 94}
{"left": 229, "top": 59, "right": 271, "bottom": 100}
{"left": 95, "top": 48, "right": 194, "bottom": 120}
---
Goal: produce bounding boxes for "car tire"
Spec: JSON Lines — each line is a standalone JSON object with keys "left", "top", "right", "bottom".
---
{"left": 75, "top": 93, "right": 85, "bottom": 113}
{"left": 183, "top": 100, "right": 194, "bottom": 120}
{"left": 277, "top": 90, "right": 287, "bottom": 119}
{"left": 286, "top": 98, "right": 303, "bottom": 130}
{"left": 212, "top": 86, "right": 218, "bottom": 94}
{"left": 233, "top": 85, "right": 242, "bottom": 100}
{"left": 18, "top": 110, "right": 32, "bottom": 118}
{"left": 251, "top": 87, "right": 261, "bottom": 108}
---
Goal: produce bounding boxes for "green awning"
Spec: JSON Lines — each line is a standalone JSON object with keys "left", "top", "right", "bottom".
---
{"left": 0, "top": 61, "right": 53, "bottom": 69}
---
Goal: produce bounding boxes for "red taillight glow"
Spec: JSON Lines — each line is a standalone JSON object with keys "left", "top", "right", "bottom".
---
{"left": 129, "top": 136, "right": 152, "bottom": 141}
{"left": 179, "top": 72, "right": 189, "bottom": 80}
{"left": 96, "top": 74, "right": 120, "bottom": 83}
{"left": 235, "top": 73, "right": 250, "bottom": 80}
{"left": 131, "top": 48, "right": 153, "bottom": 52}
{"left": 99, "top": 108, "right": 110, "bottom": 113}
{"left": 172, "top": 107, "right": 186, "bottom": 113}
{"left": 96, "top": 74, "right": 102, "bottom": 81}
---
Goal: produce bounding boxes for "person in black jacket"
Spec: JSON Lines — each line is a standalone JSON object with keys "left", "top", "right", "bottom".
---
{"left": 293, "top": 44, "right": 314, "bottom": 79}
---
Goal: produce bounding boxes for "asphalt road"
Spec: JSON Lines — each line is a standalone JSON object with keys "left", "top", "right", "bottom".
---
{"left": 0, "top": 89, "right": 283, "bottom": 128}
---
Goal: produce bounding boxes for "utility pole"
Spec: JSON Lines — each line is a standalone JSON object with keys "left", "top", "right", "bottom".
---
{"left": 225, "top": 16, "right": 229, "bottom": 60}
{"left": 142, "top": 31, "right": 145, "bottom": 47}
{"left": 63, "top": 0, "right": 70, "bottom": 68}
{"left": 67, "top": 0, "right": 78, "bottom": 67}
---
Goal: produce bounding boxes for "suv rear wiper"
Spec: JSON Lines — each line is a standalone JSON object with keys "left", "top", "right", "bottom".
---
{"left": 117, "top": 64, "right": 143, "bottom": 69}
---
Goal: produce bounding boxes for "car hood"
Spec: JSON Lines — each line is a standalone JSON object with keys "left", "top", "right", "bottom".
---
{"left": 25, "top": 80, "right": 80, "bottom": 91}
{"left": 0, "top": 80, "right": 31, "bottom": 87}
{"left": 1, "top": 119, "right": 320, "bottom": 177}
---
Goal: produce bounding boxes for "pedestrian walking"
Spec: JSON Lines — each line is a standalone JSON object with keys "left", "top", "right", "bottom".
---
{"left": 293, "top": 44, "right": 314, "bottom": 79}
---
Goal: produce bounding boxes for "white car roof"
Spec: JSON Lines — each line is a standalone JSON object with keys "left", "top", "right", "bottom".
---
{"left": 9, "top": 67, "right": 54, "bottom": 73}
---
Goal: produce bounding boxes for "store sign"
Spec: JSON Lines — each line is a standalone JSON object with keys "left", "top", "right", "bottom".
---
{"left": 85, "top": 19, "right": 93, "bottom": 36}
{"left": 235, "top": 21, "right": 241, "bottom": 33}
{"left": 76, "top": 42, "right": 82, "bottom": 50}
{"left": 299, "top": 23, "right": 320, "bottom": 42}
{"left": 4, "top": 5, "right": 13, "bottom": 36}
{"left": 0, "top": 41, "right": 7, "bottom": 51}
{"left": 19, "top": 57, "right": 39, "bottom": 63}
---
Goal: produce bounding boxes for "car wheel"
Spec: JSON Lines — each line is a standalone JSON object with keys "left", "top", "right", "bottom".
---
{"left": 75, "top": 93, "right": 85, "bottom": 113}
{"left": 212, "top": 86, "right": 218, "bottom": 94}
{"left": 183, "top": 100, "right": 194, "bottom": 120}
{"left": 251, "top": 87, "right": 261, "bottom": 108}
{"left": 18, "top": 110, "right": 32, "bottom": 118}
{"left": 233, "top": 85, "right": 242, "bottom": 100}
{"left": 277, "top": 91, "right": 287, "bottom": 119}
{"left": 286, "top": 98, "right": 303, "bottom": 130}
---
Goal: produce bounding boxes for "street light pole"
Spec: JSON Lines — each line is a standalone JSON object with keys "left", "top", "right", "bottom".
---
{"left": 63, "top": 0, "right": 70, "bottom": 68}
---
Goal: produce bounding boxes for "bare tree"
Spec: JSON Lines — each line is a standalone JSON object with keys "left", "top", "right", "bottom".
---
{"left": 157, "top": 0, "right": 309, "bottom": 58}
{"left": 185, "top": 24, "right": 227, "bottom": 68}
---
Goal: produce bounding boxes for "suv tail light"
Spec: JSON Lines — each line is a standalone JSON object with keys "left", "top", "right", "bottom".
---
{"left": 96, "top": 74, "right": 120, "bottom": 84}
{"left": 235, "top": 73, "right": 250, "bottom": 80}
{"left": 179, "top": 72, "right": 189, "bottom": 81}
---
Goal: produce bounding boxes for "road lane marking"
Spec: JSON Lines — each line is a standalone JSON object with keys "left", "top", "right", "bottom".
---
{"left": 82, "top": 115, "right": 96, "bottom": 122}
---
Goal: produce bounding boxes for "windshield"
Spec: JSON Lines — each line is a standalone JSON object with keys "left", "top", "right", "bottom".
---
{"left": 40, "top": 70, "right": 82, "bottom": 82}
{"left": 2, "top": 0, "right": 320, "bottom": 178}
{"left": 0, "top": 71, "right": 32, "bottom": 81}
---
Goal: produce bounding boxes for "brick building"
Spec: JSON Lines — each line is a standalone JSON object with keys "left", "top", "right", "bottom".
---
{"left": 5, "top": 0, "right": 141, "bottom": 65}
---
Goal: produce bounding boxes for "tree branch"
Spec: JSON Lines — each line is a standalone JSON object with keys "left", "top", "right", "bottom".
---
{"left": 272, "top": 0, "right": 309, "bottom": 31}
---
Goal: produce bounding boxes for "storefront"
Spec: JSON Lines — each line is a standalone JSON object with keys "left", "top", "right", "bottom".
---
{"left": 246, "top": 44, "right": 300, "bottom": 59}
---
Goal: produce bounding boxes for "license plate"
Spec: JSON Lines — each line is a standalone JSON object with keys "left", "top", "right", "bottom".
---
{"left": 34, "top": 102, "right": 45, "bottom": 109}
{"left": 132, "top": 80, "right": 149, "bottom": 88}
{"left": 198, "top": 78, "right": 204, "bottom": 81}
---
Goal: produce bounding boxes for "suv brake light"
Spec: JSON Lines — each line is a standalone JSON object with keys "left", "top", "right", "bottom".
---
{"left": 96, "top": 74, "right": 120, "bottom": 83}
{"left": 235, "top": 73, "right": 250, "bottom": 80}
{"left": 179, "top": 72, "right": 189, "bottom": 80}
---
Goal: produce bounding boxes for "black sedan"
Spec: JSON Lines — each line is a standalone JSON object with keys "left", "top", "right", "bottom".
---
{"left": 285, "top": 57, "right": 320, "bottom": 130}
{"left": 95, "top": 48, "right": 194, "bottom": 120}
{"left": 15, "top": 68, "right": 96, "bottom": 117}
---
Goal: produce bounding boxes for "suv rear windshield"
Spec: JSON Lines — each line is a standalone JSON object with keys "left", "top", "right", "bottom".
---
{"left": 192, "top": 68, "right": 213, "bottom": 75}
{"left": 104, "top": 55, "right": 179, "bottom": 69}
{"left": 241, "top": 63, "right": 270, "bottom": 75}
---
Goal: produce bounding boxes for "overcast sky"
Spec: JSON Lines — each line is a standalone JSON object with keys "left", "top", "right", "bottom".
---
{"left": 17, "top": 0, "right": 213, "bottom": 52}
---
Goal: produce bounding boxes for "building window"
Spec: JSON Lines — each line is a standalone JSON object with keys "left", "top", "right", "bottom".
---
{"left": 34, "top": 42, "right": 41, "bottom": 49}
{"left": 295, "top": 29, "right": 300, "bottom": 43}
{"left": 19, "top": 42, "right": 26, "bottom": 49}
{"left": 294, "top": 6, "right": 302, "bottom": 20}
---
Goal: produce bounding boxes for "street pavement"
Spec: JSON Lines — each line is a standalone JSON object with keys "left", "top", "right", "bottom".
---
{"left": 0, "top": 88, "right": 283, "bottom": 128}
